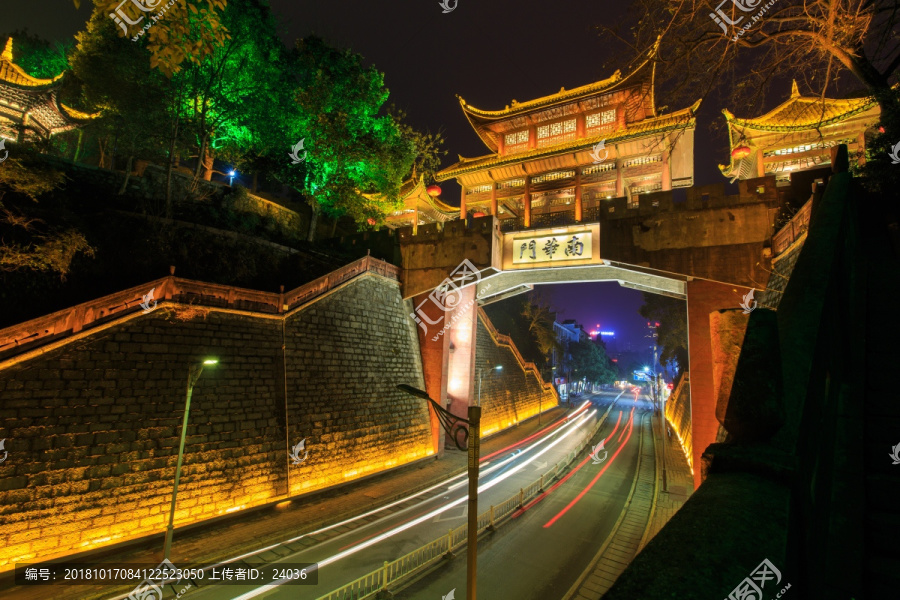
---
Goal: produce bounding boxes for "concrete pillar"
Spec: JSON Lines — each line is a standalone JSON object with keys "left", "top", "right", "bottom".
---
{"left": 524, "top": 177, "right": 532, "bottom": 228}
{"left": 460, "top": 186, "right": 466, "bottom": 221}
{"left": 685, "top": 278, "right": 751, "bottom": 489}
{"left": 412, "top": 291, "right": 450, "bottom": 456}
{"left": 446, "top": 286, "right": 479, "bottom": 428}
{"left": 575, "top": 169, "right": 583, "bottom": 222}
{"left": 662, "top": 144, "right": 672, "bottom": 192}
{"left": 490, "top": 184, "right": 498, "bottom": 217}
{"left": 756, "top": 148, "right": 766, "bottom": 178}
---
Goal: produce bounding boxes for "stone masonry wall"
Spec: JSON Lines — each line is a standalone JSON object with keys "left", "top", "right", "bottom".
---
{"left": 665, "top": 373, "right": 693, "bottom": 474}
{"left": 474, "top": 312, "right": 559, "bottom": 436}
{"left": 0, "top": 274, "right": 431, "bottom": 571}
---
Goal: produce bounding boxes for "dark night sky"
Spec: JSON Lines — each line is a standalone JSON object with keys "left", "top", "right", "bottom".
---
{"left": 6, "top": 0, "right": 708, "bottom": 351}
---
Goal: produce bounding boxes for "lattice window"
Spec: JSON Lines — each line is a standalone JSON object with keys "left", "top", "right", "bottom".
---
{"left": 582, "top": 163, "right": 616, "bottom": 175}
{"left": 497, "top": 178, "right": 525, "bottom": 190}
{"left": 622, "top": 155, "right": 662, "bottom": 168}
{"left": 466, "top": 184, "right": 492, "bottom": 195}
{"left": 587, "top": 109, "right": 616, "bottom": 128}
{"left": 532, "top": 171, "right": 575, "bottom": 184}
{"left": 505, "top": 130, "right": 529, "bottom": 146}
{"left": 564, "top": 119, "right": 576, "bottom": 133}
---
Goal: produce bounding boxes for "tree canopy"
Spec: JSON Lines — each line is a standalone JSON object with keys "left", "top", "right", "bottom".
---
{"left": 638, "top": 292, "right": 688, "bottom": 377}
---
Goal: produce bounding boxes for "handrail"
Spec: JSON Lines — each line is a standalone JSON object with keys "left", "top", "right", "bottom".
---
{"left": 772, "top": 198, "right": 812, "bottom": 256}
{"left": 0, "top": 255, "right": 399, "bottom": 363}
{"left": 477, "top": 307, "right": 559, "bottom": 401}
{"left": 315, "top": 398, "right": 621, "bottom": 600}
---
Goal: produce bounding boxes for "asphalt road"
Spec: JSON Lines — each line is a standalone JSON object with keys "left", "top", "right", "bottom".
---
{"left": 151, "top": 391, "right": 636, "bottom": 600}
{"left": 391, "top": 389, "right": 652, "bottom": 600}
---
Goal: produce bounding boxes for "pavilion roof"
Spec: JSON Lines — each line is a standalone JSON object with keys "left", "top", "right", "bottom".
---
{"left": 0, "top": 38, "right": 65, "bottom": 89}
{"left": 456, "top": 38, "right": 661, "bottom": 152}
{"left": 437, "top": 99, "right": 700, "bottom": 182}
{"left": 722, "top": 80, "right": 879, "bottom": 133}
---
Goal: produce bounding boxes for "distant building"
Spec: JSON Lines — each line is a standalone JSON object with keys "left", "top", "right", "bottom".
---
{"left": 719, "top": 80, "right": 880, "bottom": 185}
{"left": 0, "top": 38, "right": 96, "bottom": 143}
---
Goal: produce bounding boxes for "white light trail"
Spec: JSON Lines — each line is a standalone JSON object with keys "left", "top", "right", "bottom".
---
{"left": 230, "top": 409, "right": 597, "bottom": 600}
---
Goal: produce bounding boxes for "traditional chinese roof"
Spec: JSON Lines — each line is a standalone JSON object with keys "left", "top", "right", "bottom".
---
{"left": 0, "top": 38, "right": 65, "bottom": 89}
{"left": 718, "top": 80, "right": 882, "bottom": 178}
{"left": 457, "top": 38, "right": 661, "bottom": 153}
{"left": 0, "top": 38, "right": 98, "bottom": 139}
{"left": 721, "top": 80, "right": 880, "bottom": 133}
{"left": 367, "top": 177, "right": 458, "bottom": 229}
{"left": 437, "top": 99, "right": 701, "bottom": 182}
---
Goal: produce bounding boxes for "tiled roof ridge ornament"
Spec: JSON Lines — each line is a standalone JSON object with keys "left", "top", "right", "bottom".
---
{"left": 2, "top": 38, "right": 13, "bottom": 63}
{"left": 791, "top": 80, "right": 800, "bottom": 98}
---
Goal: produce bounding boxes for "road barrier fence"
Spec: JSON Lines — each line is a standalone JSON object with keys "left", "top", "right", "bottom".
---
{"left": 315, "top": 396, "right": 621, "bottom": 600}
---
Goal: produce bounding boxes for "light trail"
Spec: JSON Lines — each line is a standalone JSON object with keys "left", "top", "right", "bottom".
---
{"left": 542, "top": 409, "right": 639, "bottom": 529}
{"left": 513, "top": 406, "right": 626, "bottom": 518}
{"left": 230, "top": 410, "right": 598, "bottom": 600}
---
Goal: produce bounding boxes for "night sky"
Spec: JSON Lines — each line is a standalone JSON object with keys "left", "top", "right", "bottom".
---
{"left": 6, "top": 0, "right": 703, "bottom": 352}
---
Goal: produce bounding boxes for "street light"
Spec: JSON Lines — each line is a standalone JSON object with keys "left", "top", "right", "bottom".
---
{"left": 397, "top": 383, "right": 481, "bottom": 600}
{"left": 163, "top": 358, "right": 219, "bottom": 560}
{"left": 477, "top": 363, "right": 502, "bottom": 407}
{"left": 228, "top": 170, "right": 236, "bottom": 186}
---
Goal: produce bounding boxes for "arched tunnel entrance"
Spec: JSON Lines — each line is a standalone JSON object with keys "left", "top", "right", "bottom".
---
{"left": 403, "top": 219, "right": 759, "bottom": 489}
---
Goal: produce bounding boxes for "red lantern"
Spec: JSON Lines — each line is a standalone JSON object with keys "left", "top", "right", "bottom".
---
{"left": 472, "top": 211, "right": 486, "bottom": 218}
{"left": 426, "top": 185, "right": 442, "bottom": 197}
{"left": 367, "top": 218, "right": 376, "bottom": 225}
{"left": 731, "top": 145, "right": 752, "bottom": 160}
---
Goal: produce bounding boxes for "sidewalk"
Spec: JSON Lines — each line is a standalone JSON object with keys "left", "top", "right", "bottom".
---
{"left": 0, "top": 407, "right": 569, "bottom": 600}
{"left": 563, "top": 411, "right": 694, "bottom": 600}
{"left": 641, "top": 417, "right": 694, "bottom": 544}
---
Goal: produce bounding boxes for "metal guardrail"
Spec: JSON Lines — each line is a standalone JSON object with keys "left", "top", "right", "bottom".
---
{"left": 315, "top": 398, "right": 621, "bottom": 600}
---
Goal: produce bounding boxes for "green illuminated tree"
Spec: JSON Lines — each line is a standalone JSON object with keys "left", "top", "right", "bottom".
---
{"left": 0, "top": 30, "right": 71, "bottom": 78}
{"left": 569, "top": 337, "right": 617, "bottom": 385}
{"left": 69, "top": 11, "right": 172, "bottom": 189}
{"left": 173, "top": 0, "right": 286, "bottom": 182}
{"left": 287, "top": 37, "right": 417, "bottom": 240}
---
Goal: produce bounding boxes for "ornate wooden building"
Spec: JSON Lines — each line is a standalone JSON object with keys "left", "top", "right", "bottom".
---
{"left": 719, "top": 81, "right": 881, "bottom": 184}
{"left": 381, "top": 177, "right": 458, "bottom": 230}
{"left": 0, "top": 38, "right": 94, "bottom": 143}
{"left": 436, "top": 45, "right": 700, "bottom": 231}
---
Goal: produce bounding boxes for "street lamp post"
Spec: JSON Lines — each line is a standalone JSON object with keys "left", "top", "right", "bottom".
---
{"left": 477, "top": 364, "right": 503, "bottom": 407}
{"left": 397, "top": 384, "right": 482, "bottom": 600}
{"left": 163, "top": 358, "right": 218, "bottom": 560}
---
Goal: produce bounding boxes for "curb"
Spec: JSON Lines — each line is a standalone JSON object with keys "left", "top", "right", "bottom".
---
{"left": 560, "top": 410, "right": 650, "bottom": 600}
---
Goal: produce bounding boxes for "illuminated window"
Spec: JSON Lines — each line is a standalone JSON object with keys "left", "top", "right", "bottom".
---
{"left": 587, "top": 109, "right": 616, "bottom": 128}
{"left": 536, "top": 119, "right": 576, "bottom": 147}
{"left": 505, "top": 130, "right": 529, "bottom": 146}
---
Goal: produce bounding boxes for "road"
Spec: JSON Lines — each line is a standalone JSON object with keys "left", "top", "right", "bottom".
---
{"left": 99, "top": 388, "right": 649, "bottom": 600}
{"left": 393, "top": 388, "right": 653, "bottom": 600}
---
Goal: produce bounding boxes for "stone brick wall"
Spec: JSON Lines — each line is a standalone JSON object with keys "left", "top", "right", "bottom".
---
{"left": 665, "top": 372, "right": 693, "bottom": 473}
{"left": 757, "top": 233, "right": 805, "bottom": 310}
{"left": 474, "top": 311, "right": 559, "bottom": 436}
{"left": 0, "top": 273, "right": 431, "bottom": 571}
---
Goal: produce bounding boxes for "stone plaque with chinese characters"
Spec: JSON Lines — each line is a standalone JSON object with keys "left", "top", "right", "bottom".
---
{"left": 511, "top": 231, "right": 593, "bottom": 265}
